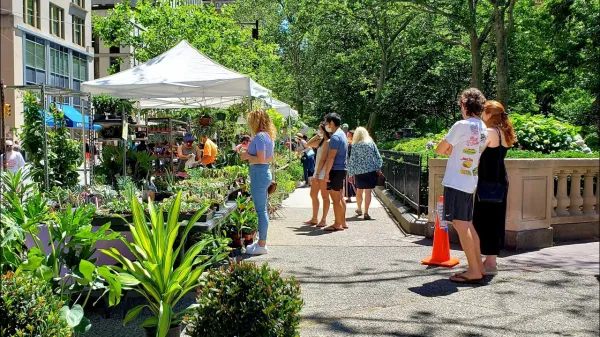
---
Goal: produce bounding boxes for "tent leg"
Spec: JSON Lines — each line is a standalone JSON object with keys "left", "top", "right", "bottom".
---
{"left": 41, "top": 84, "right": 49, "bottom": 191}
{"left": 82, "top": 97, "right": 87, "bottom": 187}
{"left": 122, "top": 106, "right": 127, "bottom": 177}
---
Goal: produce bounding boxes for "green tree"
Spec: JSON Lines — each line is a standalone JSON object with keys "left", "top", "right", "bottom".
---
{"left": 93, "top": 0, "right": 280, "bottom": 87}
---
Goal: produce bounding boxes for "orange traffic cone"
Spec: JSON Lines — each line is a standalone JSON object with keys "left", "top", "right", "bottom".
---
{"left": 421, "top": 196, "right": 460, "bottom": 267}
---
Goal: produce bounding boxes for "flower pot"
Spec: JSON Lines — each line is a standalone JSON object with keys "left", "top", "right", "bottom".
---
{"left": 200, "top": 115, "right": 212, "bottom": 126}
{"left": 231, "top": 234, "right": 244, "bottom": 248}
{"left": 243, "top": 233, "right": 255, "bottom": 245}
{"left": 143, "top": 324, "right": 181, "bottom": 337}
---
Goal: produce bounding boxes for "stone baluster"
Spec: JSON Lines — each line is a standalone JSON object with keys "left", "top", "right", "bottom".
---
{"left": 569, "top": 170, "right": 583, "bottom": 216}
{"left": 582, "top": 170, "right": 597, "bottom": 214}
{"left": 555, "top": 171, "right": 570, "bottom": 216}
{"left": 597, "top": 172, "right": 600, "bottom": 215}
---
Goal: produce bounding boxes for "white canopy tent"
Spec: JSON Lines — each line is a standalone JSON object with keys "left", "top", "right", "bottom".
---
{"left": 81, "top": 40, "right": 270, "bottom": 105}
{"left": 264, "top": 97, "right": 298, "bottom": 118}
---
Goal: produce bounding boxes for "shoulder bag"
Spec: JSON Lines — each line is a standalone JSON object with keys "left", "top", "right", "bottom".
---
{"left": 477, "top": 128, "right": 506, "bottom": 203}
{"left": 372, "top": 143, "right": 386, "bottom": 187}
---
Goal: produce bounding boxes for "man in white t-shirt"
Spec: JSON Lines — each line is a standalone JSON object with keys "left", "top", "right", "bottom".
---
{"left": 435, "top": 88, "right": 488, "bottom": 284}
{"left": 1, "top": 140, "right": 26, "bottom": 174}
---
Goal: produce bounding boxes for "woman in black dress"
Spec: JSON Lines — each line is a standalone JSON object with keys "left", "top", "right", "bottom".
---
{"left": 473, "top": 100, "right": 516, "bottom": 276}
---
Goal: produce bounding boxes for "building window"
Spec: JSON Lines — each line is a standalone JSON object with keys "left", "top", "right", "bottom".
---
{"left": 50, "top": 4, "right": 65, "bottom": 39}
{"left": 109, "top": 46, "right": 119, "bottom": 54}
{"left": 92, "top": 35, "right": 99, "bottom": 54}
{"left": 72, "top": 0, "right": 84, "bottom": 7}
{"left": 49, "top": 43, "right": 69, "bottom": 88}
{"left": 72, "top": 52, "right": 88, "bottom": 111}
{"left": 94, "top": 57, "right": 99, "bottom": 79}
{"left": 24, "top": 0, "right": 41, "bottom": 28}
{"left": 25, "top": 35, "right": 46, "bottom": 85}
{"left": 72, "top": 16, "right": 85, "bottom": 46}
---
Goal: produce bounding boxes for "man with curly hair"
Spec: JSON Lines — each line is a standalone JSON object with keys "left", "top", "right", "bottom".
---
{"left": 435, "top": 88, "right": 488, "bottom": 283}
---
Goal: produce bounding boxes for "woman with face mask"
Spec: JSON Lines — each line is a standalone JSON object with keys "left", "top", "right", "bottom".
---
{"left": 304, "top": 123, "right": 332, "bottom": 227}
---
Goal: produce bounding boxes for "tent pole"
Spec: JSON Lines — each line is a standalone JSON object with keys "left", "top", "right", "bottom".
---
{"left": 82, "top": 96, "right": 87, "bottom": 187}
{"left": 89, "top": 94, "right": 94, "bottom": 185}
{"left": 41, "top": 84, "right": 49, "bottom": 191}
{"left": 122, "top": 105, "right": 127, "bottom": 177}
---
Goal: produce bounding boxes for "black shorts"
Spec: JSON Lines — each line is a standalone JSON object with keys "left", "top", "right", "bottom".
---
{"left": 328, "top": 170, "right": 346, "bottom": 191}
{"left": 443, "top": 187, "right": 474, "bottom": 222}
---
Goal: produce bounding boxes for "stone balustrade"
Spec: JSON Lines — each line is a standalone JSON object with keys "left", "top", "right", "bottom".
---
{"left": 428, "top": 158, "right": 599, "bottom": 250}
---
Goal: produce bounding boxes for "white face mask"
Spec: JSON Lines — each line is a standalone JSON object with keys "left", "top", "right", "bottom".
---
{"left": 325, "top": 125, "right": 332, "bottom": 133}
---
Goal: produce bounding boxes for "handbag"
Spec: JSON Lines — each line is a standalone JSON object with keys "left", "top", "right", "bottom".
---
{"left": 268, "top": 181, "right": 277, "bottom": 195}
{"left": 477, "top": 128, "right": 506, "bottom": 203}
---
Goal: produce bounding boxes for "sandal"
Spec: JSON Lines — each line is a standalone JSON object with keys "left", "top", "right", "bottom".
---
{"left": 355, "top": 209, "right": 363, "bottom": 216}
{"left": 364, "top": 214, "right": 372, "bottom": 220}
{"left": 449, "top": 274, "right": 483, "bottom": 284}
{"left": 316, "top": 221, "right": 327, "bottom": 228}
{"left": 303, "top": 220, "right": 318, "bottom": 226}
{"left": 324, "top": 225, "right": 344, "bottom": 232}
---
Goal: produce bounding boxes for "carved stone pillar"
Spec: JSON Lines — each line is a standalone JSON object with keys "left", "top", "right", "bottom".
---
{"left": 569, "top": 170, "right": 583, "bottom": 216}
{"left": 582, "top": 171, "right": 596, "bottom": 214}
{"left": 555, "top": 171, "right": 570, "bottom": 216}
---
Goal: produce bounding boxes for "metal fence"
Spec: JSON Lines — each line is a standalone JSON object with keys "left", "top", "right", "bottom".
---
{"left": 380, "top": 150, "right": 427, "bottom": 214}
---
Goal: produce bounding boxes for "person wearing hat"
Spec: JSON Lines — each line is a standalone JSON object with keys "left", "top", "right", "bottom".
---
{"left": 1, "top": 140, "right": 26, "bottom": 174}
{"left": 177, "top": 133, "right": 202, "bottom": 172}
{"left": 200, "top": 135, "right": 218, "bottom": 168}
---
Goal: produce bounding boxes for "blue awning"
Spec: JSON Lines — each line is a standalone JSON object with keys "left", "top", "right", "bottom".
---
{"left": 42, "top": 106, "right": 101, "bottom": 131}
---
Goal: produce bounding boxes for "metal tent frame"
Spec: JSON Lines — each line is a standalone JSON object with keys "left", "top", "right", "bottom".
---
{"left": 6, "top": 84, "right": 94, "bottom": 190}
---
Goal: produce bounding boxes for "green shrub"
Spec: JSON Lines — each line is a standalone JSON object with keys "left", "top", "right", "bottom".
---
{"left": 505, "top": 149, "right": 599, "bottom": 159}
{"left": 187, "top": 262, "right": 303, "bottom": 337}
{"left": 584, "top": 132, "right": 599, "bottom": 151}
{"left": 0, "top": 271, "right": 73, "bottom": 337}
{"left": 511, "top": 113, "right": 591, "bottom": 153}
{"left": 286, "top": 161, "right": 304, "bottom": 182}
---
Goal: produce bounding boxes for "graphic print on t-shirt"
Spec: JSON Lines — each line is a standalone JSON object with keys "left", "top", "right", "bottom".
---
{"left": 441, "top": 117, "right": 488, "bottom": 194}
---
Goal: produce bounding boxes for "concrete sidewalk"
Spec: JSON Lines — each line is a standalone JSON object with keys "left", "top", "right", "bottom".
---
{"left": 249, "top": 187, "right": 600, "bottom": 337}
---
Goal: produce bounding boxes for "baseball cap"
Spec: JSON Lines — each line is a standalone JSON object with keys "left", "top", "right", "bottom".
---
{"left": 5, "top": 140, "right": 13, "bottom": 146}
{"left": 183, "top": 132, "right": 195, "bottom": 142}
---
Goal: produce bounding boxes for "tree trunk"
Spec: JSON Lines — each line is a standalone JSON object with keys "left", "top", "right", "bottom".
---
{"left": 367, "top": 53, "right": 388, "bottom": 134}
{"left": 494, "top": 5, "right": 509, "bottom": 106}
{"left": 469, "top": 32, "right": 483, "bottom": 89}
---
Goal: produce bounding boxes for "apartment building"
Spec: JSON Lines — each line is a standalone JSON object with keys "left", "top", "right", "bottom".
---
{"left": 0, "top": 0, "right": 93, "bottom": 132}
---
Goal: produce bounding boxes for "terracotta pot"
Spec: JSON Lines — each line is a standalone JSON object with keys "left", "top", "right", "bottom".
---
{"left": 200, "top": 115, "right": 212, "bottom": 126}
{"left": 243, "top": 233, "right": 255, "bottom": 244}
{"left": 232, "top": 238, "right": 245, "bottom": 248}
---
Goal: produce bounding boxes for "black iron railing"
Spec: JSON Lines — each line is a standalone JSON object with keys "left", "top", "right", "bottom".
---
{"left": 380, "top": 150, "right": 427, "bottom": 214}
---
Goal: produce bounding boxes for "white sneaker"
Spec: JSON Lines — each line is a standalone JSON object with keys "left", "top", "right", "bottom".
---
{"left": 245, "top": 242, "right": 268, "bottom": 255}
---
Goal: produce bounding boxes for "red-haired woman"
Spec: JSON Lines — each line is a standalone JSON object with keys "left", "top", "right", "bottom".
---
{"left": 473, "top": 100, "right": 516, "bottom": 276}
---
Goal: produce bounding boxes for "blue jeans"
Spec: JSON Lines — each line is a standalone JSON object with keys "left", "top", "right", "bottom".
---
{"left": 249, "top": 164, "right": 272, "bottom": 241}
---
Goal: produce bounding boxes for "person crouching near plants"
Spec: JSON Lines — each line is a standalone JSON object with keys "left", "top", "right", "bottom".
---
{"left": 434, "top": 88, "right": 488, "bottom": 283}
{"left": 240, "top": 109, "right": 276, "bottom": 255}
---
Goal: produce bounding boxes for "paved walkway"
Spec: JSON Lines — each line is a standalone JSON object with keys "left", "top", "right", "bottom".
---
{"left": 249, "top": 187, "right": 600, "bottom": 337}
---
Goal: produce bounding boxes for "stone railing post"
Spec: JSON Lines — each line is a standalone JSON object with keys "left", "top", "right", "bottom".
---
{"left": 552, "top": 171, "right": 558, "bottom": 217}
{"left": 555, "top": 171, "right": 570, "bottom": 216}
{"left": 582, "top": 170, "right": 597, "bottom": 214}
{"left": 597, "top": 172, "right": 600, "bottom": 215}
{"left": 569, "top": 170, "right": 583, "bottom": 216}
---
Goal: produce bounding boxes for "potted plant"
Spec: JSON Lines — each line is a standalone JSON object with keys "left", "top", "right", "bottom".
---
{"left": 199, "top": 114, "right": 212, "bottom": 126}
{"left": 100, "top": 192, "right": 228, "bottom": 337}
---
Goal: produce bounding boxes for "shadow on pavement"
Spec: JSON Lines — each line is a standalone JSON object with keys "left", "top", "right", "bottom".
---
{"left": 408, "top": 278, "right": 489, "bottom": 297}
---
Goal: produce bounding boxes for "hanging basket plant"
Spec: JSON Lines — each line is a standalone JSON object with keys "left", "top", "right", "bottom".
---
{"left": 200, "top": 114, "right": 212, "bottom": 126}
{"left": 215, "top": 112, "right": 227, "bottom": 121}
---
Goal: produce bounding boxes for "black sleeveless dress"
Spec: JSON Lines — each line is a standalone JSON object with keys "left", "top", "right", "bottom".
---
{"left": 473, "top": 129, "right": 509, "bottom": 256}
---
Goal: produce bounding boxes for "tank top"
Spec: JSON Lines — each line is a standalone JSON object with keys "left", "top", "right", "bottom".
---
{"left": 477, "top": 128, "right": 508, "bottom": 187}
{"left": 315, "top": 140, "right": 329, "bottom": 174}
{"left": 177, "top": 145, "right": 196, "bottom": 172}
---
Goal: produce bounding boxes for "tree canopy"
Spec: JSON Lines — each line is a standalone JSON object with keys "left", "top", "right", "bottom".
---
{"left": 94, "top": 0, "right": 598, "bottom": 139}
